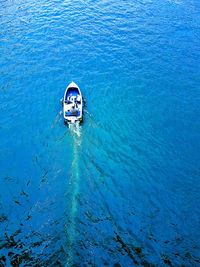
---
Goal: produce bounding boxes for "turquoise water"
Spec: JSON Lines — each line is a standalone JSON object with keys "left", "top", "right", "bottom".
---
{"left": 0, "top": 0, "right": 200, "bottom": 265}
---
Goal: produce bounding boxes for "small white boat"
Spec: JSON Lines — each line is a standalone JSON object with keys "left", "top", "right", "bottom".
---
{"left": 63, "top": 82, "right": 83, "bottom": 124}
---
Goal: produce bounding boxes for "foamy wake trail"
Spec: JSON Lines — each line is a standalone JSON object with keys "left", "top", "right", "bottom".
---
{"left": 66, "top": 122, "right": 82, "bottom": 266}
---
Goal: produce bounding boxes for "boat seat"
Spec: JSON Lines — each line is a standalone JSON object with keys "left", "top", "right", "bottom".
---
{"left": 67, "top": 95, "right": 76, "bottom": 102}
{"left": 76, "top": 95, "right": 81, "bottom": 104}
{"left": 65, "top": 110, "right": 80, "bottom": 116}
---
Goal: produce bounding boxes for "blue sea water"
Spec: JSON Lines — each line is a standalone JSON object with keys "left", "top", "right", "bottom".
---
{"left": 0, "top": 0, "right": 200, "bottom": 265}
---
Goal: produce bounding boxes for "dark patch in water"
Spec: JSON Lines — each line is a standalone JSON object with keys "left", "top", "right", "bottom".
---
{"left": 42, "top": 170, "right": 48, "bottom": 182}
{"left": 162, "top": 255, "right": 173, "bottom": 266}
{"left": 20, "top": 189, "right": 28, "bottom": 198}
{"left": 113, "top": 232, "right": 138, "bottom": 265}
{"left": 0, "top": 214, "right": 7, "bottom": 223}
{"left": 8, "top": 252, "right": 22, "bottom": 266}
{"left": 35, "top": 156, "right": 50, "bottom": 185}
{"left": 113, "top": 232, "right": 154, "bottom": 266}
{"left": 26, "top": 214, "right": 31, "bottom": 221}
{"left": 0, "top": 232, "right": 44, "bottom": 266}
{"left": 0, "top": 255, "right": 6, "bottom": 265}
{"left": 7, "top": 251, "right": 40, "bottom": 267}
{"left": 14, "top": 200, "right": 21, "bottom": 206}
{"left": 2, "top": 233, "right": 18, "bottom": 249}
{"left": 32, "top": 241, "right": 43, "bottom": 247}
{"left": 85, "top": 211, "right": 111, "bottom": 223}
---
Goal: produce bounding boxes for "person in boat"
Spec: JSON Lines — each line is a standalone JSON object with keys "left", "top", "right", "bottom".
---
{"left": 70, "top": 104, "right": 77, "bottom": 114}
{"left": 74, "top": 95, "right": 81, "bottom": 108}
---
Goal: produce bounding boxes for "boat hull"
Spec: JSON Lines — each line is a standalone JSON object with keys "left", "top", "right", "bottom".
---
{"left": 63, "top": 82, "right": 83, "bottom": 123}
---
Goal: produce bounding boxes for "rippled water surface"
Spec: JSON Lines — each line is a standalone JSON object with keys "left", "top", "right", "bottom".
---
{"left": 0, "top": 0, "right": 200, "bottom": 266}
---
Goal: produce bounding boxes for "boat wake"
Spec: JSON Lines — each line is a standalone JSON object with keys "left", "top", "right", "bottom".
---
{"left": 65, "top": 122, "right": 82, "bottom": 266}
